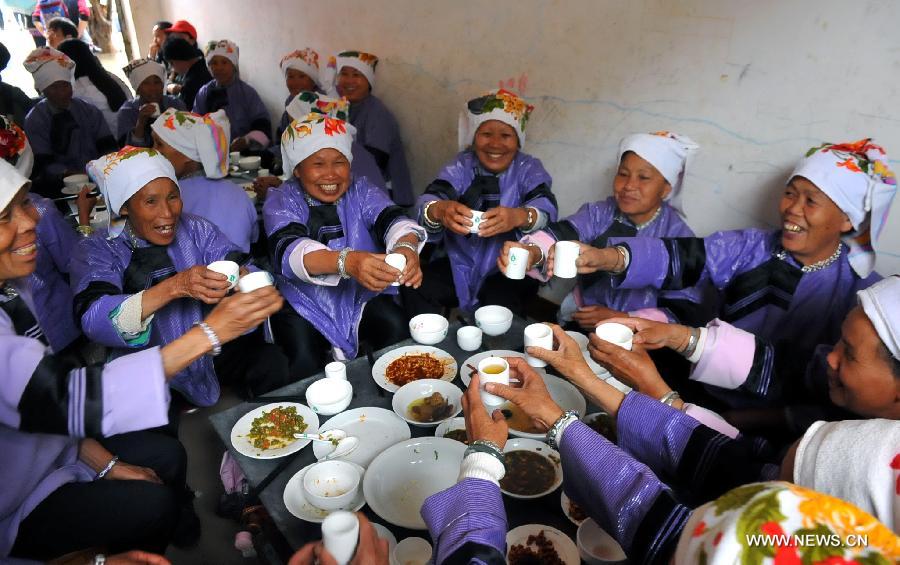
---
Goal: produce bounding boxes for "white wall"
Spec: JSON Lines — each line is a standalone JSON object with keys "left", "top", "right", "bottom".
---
{"left": 144, "top": 0, "right": 900, "bottom": 275}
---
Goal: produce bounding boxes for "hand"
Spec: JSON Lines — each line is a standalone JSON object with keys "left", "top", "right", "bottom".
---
{"left": 429, "top": 200, "right": 474, "bottom": 235}
{"left": 107, "top": 550, "right": 172, "bottom": 565}
{"left": 497, "top": 241, "right": 541, "bottom": 275}
{"left": 575, "top": 244, "right": 620, "bottom": 274}
{"left": 288, "top": 513, "right": 390, "bottom": 565}
{"left": 166, "top": 83, "right": 182, "bottom": 95}
{"left": 105, "top": 461, "right": 162, "bottom": 484}
{"left": 462, "top": 373, "right": 509, "bottom": 447}
{"left": 605, "top": 316, "right": 692, "bottom": 351}
{"left": 485, "top": 357, "right": 564, "bottom": 431}
{"left": 523, "top": 324, "right": 596, "bottom": 387}
{"left": 544, "top": 241, "right": 602, "bottom": 277}
{"left": 394, "top": 245, "right": 423, "bottom": 288}
{"left": 76, "top": 185, "right": 97, "bottom": 226}
{"left": 252, "top": 175, "right": 283, "bottom": 200}
{"left": 137, "top": 103, "right": 158, "bottom": 122}
{"left": 203, "top": 286, "right": 284, "bottom": 344}
{"left": 478, "top": 206, "right": 528, "bottom": 238}
{"left": 345, "top": 252, "right": 398, "bottom": 292}
{"left": 587, "top": 334, "right": 671, "bottom": 398}
{"left": 168, "top": 266, "right": 231, "bottom": 304}
{"left": 571, "top": 305, "right": 628, "bottom": 331}
{"left": 230, "top": 137, "right": 249, "bottom": 152}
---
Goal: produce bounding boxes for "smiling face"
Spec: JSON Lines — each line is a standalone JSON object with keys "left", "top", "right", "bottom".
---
{"left": 0, "top": 186, "right": 39, "bottom": 282}
{"left": 473, "top": 120, "right": 518, "bottom": 174}
{"left": 780, "top": 176, "right": 852, "bottom": 266}
{"left": 137, "top": 74, "right": 164, "bottom": 105}
{"left": 825, "top": 307, "right": 900, "bottom": 419}
{"left": 43, "top": 80, "right": 73, "bottom": 109}
{"left": 121, "top": 177, "right": 182, "bottom": 245}
{"left": 294, "top": 148, "right": 351, "bottom": 203}
{"left": 285, "top": 68, "right": 316, "bottom": 97}
{"left": 336, "top": 66, "right": 370, "bottom": 103}
{"left": 208, "top": 55, "right": 236, "bottom": 85}
{"left": 613, "top": 151, "right": 671, "bottom": 224}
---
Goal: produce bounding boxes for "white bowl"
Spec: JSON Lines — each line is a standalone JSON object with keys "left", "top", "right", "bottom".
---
{"left": 306, "top": 379, "right": 353, "bottom": 416}
{"left": 393, "top": 537, "right": 432, "bottom": 565}
{"left": 238, "top": 156, "right": 261, "bottom": 171}
{"left": 408, "top": 313, "right": 449, "bottom": 345}
{"left": 63, "top": 173, "right": 89, "bottom": 190}
{"left": 302, "top": 460, "right": 361, "bottom": 511}
{"left": 434, "top": 416, "right": 467, "bottom": 442}
{"left": 392, "top": 379, "right": 462, "bottom": 427}
{"left": 500, "top": 438, "right": 563, "bottom": 499}
{"left": 474, "top": 305, "right": 513, "bottom": 336}
{"left": 577, "top": 519, "right": 627, "bottom": 564}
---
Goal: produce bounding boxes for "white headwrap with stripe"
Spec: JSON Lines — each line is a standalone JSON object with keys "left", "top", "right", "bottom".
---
{"left": 151, "top": 109, "right": 231, "bottom": 179}
{"left": 618, "top": 131, "right": 700, "bottom": 218}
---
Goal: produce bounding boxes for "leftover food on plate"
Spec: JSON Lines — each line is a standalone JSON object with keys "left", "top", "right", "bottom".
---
{"left": 386, "top": 353, "right": 448, "bottom": 386}
{"left": 407, "top": 392, "right": 453, "bottom": 423}
{"left": 443, "top": 429, "right": 469, "bottom": 444}
{"left": 247, "top": 406, "right": 309, "bottom": 450}
{"left": 500, "top": 450, "right": 557, "bottom": 496}
{"left": 585, "top": 413, "right": 617, "bottom": 442}
{"left": 500, "top": 403, "right": 544, "bottom": 434}
{"left": 508, "top": 530, "right": 565, "bottom": 565}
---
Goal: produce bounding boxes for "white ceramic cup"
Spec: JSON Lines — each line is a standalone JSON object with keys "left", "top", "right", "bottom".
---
{"left": 477, "top": 356, "right": 509, "bottom": 407}
{"left": 505, "top": 246, "right": 529, "bottom": 280}
{"left": 524, "top": 323, "right": 553, "bottom": 368}
{"left": 595, "top": 322, "right": 634, "bottom": 350}
{"left": 149, "top": 102, "right": 161, "bottom": 117}
{"left": 325, "top": 361, "right": 348, "bottom": 380}
{"left": 207, "top": 260, "right": 240, "bottom": 289}
{"left": 384, "top": 253, "right": 407, "bottom": 286}
{"left": 554, "top": 241, "right": 581, "bottom": 279}
{"left": 456, "top": 326, "right": 483, "bottom": 352}
{"left": 229, "top": 151, "right": 241, "bottom": 165}
{"left": 469, "top": 210, "right": 484, "bottom": 234}
{"left": 257, "top": 168, "right": 269, "bottom": 178}
{"left": 237, "top": 271, "right": 274, "bottom": 293}
{"left": 322, "top": 511, "right": 359, "bottom": 565}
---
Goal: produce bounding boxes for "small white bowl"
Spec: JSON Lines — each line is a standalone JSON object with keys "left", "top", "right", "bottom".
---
{"left": 306, "top": 379, "right": 353, "bottom": 416}
{"left": 238, "top": 156, "right": 261, "bottom": 171}
{"left": 577, "top": 519, "right": 627, "bottom": 564}
{"left": 302, "top": 460, "right": 361, "bottom": 511}
{"left": 408, "top": 313, "right": 449, "bottom": 345}
{"left": 434, "top": 416, "right": 467, "bottom": 442}
{"left": 63, "top": 173, "right": 89, "bottom": 191}
{"left": 501, "top": 438, "right": 563, "bottom": 499}
{"left": 474, "top": 305, "right": 513, "bottom": 336}
{"left": 393, "top": 537, "right": 432, "bottom": 565}
{"left": 392, "top": 379, "right": 462, "bottom": 427}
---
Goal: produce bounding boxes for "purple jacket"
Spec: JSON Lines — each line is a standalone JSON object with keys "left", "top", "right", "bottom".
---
{"left": 116, "top": 95, "right": 186, "bottom": 147}
{"left": 70, "top": 214, "right": 248, "bottom": 406}
{"left": 193, "top": 78, "right": 271, "bottom": 143}
{"left": 179, "top": 175, "right": 258, "bottom": 253}
{"left": 348, "top": 95, "right": 413, "bottom": 205}
{"left": 24, "top": 97, "right": 113, "bottom": 177}
{"left": 417, "top": 150, "right": 558, "bottom": 312}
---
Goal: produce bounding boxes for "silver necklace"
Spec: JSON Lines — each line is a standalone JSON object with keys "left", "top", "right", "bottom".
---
{"left": 775, "top": 243, "right": 843, "bottom": 273}
{"left": 617, "top": 207, "right": 662, "bottom": 231}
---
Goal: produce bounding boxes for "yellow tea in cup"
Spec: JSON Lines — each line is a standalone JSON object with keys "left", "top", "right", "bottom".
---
{"left": 482, "top": 365, "right": 506, "bottom": 374}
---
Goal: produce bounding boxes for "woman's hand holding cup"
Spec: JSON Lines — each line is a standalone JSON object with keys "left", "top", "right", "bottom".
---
{"left": 203, "top": 286, "right": 284, "bottom": 344}
{"left": 484, "top": 357, "right": 564, "bottom": 432}
{"left": 462, "top": 373, "right": 508, "bottom": 448}
{"left": 346, "top": 251, "right": 400, "bottom": 292}
{"left": 429, "top": 200, "right": 474, "bottom": 236}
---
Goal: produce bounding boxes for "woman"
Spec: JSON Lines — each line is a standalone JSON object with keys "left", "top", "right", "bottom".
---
{"left": 57, "top": 38, "right": 133, "bottom": 135}
{"left": 402, "top": 89, "right": 558, "bottom": 317}
{"left": 70, "top": 147, "right": 290, "bottom": 408}
{"left": 0, "top": 159, "right": 284, "bottom": 561}
{"left": 500, "top": 131, "right": 709, "bottom": 328}
{"left": 117, "top": 58, "right": 186, "bottom": 147}
{"left": 151, "top": 108, "right": 257, "bottom": 253}
{"left": 331, "top": 50, "right": 413, "bottom": 205}
{"left": 23, "top": 47, "right": 117, "bottom": 196}
{"left": 264, "top": 114, "right": 424, "bottom": 378}
{"left": 193, "top": 40, "right": 270, "bottom": 153}
{"left": 276, "top": 48, "right": 323, "bottom": 142}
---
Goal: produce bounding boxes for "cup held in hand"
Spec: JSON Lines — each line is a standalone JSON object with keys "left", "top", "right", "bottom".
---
{"left": 384, "top": 253, "right": 406, "bottom": 286}
{"left": 237, "top": 271, "right": 274, "bottom": 293}
{"left": 477, "top": 356, "right": 509, "bottom": 407}
{"left": 524, "top": 323, "right": 553, "bottom": 367}
{"left": 594, "top": 322, "right": 633, "bottom": 350}
{"left": 553, "top": 241, "right": 581, "bottom": 279}
{"left": 207, "top": 260, "right": 240, "bottom": 289}
{"left": 505, "top": 246, "right": 529, "bottom": 280}
{"left": 469, "top": 210, "right": 484, "bottom": 234}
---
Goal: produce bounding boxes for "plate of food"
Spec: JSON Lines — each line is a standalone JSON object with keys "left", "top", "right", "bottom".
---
{"left": 230, "top": 402, "right": 319, "bottom": 459}
{"left": 391, "top": 379, "right": 463, "bottom": 428}
{"left": 507, "top": 524, "right": 579, "bottom": 565}
{"left": 372, "top": 345, "right": 457, "bottom": 392}
{"left": 561, "top": 491, "right": 588, "bottom": 526}
{"left": 500, "top": 438, "right": 563, "bottom": 499}
{"left": 283, "top": 461, "right": 366, "bottom": 522}
{"left": 582, "top": 412, "right": 617, "bottom": 442}
{"left": 434, "top": 416, "right": 468, "bottom": 444}
{"left": 312, "top": 407, "right": 411, "bottom": 468}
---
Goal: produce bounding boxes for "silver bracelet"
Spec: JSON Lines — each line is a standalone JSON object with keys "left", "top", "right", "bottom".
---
{"left": 659, "top": 390, "right": 681, "bottom": 407}
{"left": 422, "top": 201, "right": 442, "bottom": 231}
{"left": 197, "top": 322, "right": 222, "bottom": 356}
{"left": 546, "top": 410, "right": 580, "bottom": 450}
{"left": 391, "top": 241, "right": 418, "bottom": 254}
{"left": 95, "top": 455, "right": 119, "bottom": 480}
{"left": 680, "top": 327, "right": 700, "bottom": 358}
{"left": 337, "top": 247, "right": 352, "bottom": 279}
{"left": 525, "top": 243, "right": 545, "bottom": 269}
{"left": 464, "top": 439, "right": 505, "bottom": 466}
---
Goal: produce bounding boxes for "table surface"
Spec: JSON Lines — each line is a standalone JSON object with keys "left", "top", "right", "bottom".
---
{"left": 210, "top": 316, "right": 593, "bottom": 552}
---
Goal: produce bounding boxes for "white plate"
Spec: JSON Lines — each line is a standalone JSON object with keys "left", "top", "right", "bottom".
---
{"left": 505, "top": 375, "right": 586, "bottom": 440}
{"left": 283, "top": 461, "right": 366, "bottom": 522}
{"left": 371, "top": 345, "right": 457, "bottom": 393}
{"left": 363, "top": 437, "right": 466, "bottom": 530}
{"left": 391, "top": 379, "right": 463, "bottom": 428}
{"left": 561, "top": 491, "right": 587, "bottom": 526}
{"left": 434, "top": 416, "right": 467, "bottom": 442}
{"left": 61, "top": 184, "right": 84, "bottom": 195}
{"left": 500, "top": 438, "right": 562, "bottom": 499}
{"left": 370, "top": 522, "right": 397, "bottom": 553}
{"left": 506, "top": 524, "right": 579, "bottom": 565}
{"left": 459, "top": 350, "right": 524, "bottom": 385}
{"left": 230, "top": 402, "right": 319, "bottom": 459}
{"left": 312, "top": 407, "right": 411, "bottom": 468}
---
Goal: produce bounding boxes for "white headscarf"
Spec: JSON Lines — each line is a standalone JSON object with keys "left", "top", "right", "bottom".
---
{"left": 0, "top": 159, "right": 29, "bottom": 212}
{"left": 0, "top": 116, "right": 34, "bottom": 178}
{"left": 205, "top": 40, "right": 239, "bottom": 70}
{"left": 333, "top": 50, "right": 378, "bottom": 88}
{"left": 123, "top": 57, "right": 166, "bottom": 92}
{"left": 23, "top": 47, "right": 75, "bottom": 92}
{"left": 280, "top": 48, "right": 321, "bottom": 89}
{"left": 618, "top": 131, "right": 700, "bottom": 218}
{"left": 858, "top": 274, "right": 900, "bottom": 361}
{"left": 285, "top": 92, "right": 351, "bottom": 123}
{"left": 794, "top": 419, "right": 900, "bottom": 534}
{"left": 791, "top": 139, "right": 897, "bottom": 277}
{"left": 458, "top": 88, "right": 533, "bottom": 151}
{"left": 151, "top": 109, "right": 231, "bottom": 179}
{"left": 281, "top": 114, "right": 354, "bottom": 177}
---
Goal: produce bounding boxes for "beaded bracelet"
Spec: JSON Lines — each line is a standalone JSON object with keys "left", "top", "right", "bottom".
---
{"left": 546, "top": 410, "right": 580, "bottom": 450}
{"left": 391, "top": 241, "right": 418, "bottom": 255}
{"left": 464, "top": 439, "right": 505, "bottom": 466}
{"left": 197, "top": 322, "right": 222, "bottom": 356}
{"left": 95, "top": 455, "right": 119, "bottom": 480}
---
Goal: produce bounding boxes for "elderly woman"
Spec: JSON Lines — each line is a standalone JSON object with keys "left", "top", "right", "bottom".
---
{"left": 500, "top": 131, "right": 709, "bottom": 328}
{"left": 57, "top": 38, "right": 133, "bottom": 135}
{"left": 331, "top": 50, "right": 413, "bottom": 205}
{"left": 70, "top": 147, "right": 290, "bottom": 409}
{"left": 23, "top": 47, "right": 117, "bottom": 196}
{"left": 0, "top": 159, "right": 284, "bottom": 561}
{"left": 264, "top": 114, "right": 425, "bottom": 378}
{"left": 193, "top": 40, "right": 270, "bottom": 154}
{"left": 402, "top": 89, "right": 558, "bottom": 317}
{"left": 117, "top": 58, "right": 187, "bottom": 147}
{"left": 151, "top": 108, "right": 257, "bottom": 252}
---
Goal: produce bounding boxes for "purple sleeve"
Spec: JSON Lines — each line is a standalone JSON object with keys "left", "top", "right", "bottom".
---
{"left": 421, "top": 478, "right": 507, "bottom": 563}
{"left": 516, "top": 156, "right": 557, "bottom": 220}
{"left": 32, "top": 194, "right": 76, "bottom": 274}
{"left": 616, "top": 392, "right": 701, "bottom": 479}
{"left": 564, "top": 200, "right": 614, "bottom": 242}
{"left": 70, "top": 236, "right": 132, "bottom": 347}
{"left": 25, "top": 105, "right": 64, "bottom": 175}
{"left": 116, "top": 102, "right": 139, "bottom": 145}
{"left": 262, "top": 183, "right": 312, "bottom": 279}
{"left": 192, "top": 83, "right": 210, "bottom": 114}
{"left": 360, "top": 178, "right": 405, "bottom": 236}
{"left": 611, "top": 237, "right": 671, "bottom": 289}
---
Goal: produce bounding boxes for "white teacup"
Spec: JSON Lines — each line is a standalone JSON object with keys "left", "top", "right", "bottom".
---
{"left": 469, "top": 210, "right": 484, "bottom": 234}
{"left": 384, "top": 253, "right": 406, "bottom": 286}
{"left": 595, "top": 322, "right": 634, "bottom": 350}
{"left": 325, "top": 361, "right": 348, "bottom": 380}
{"left": 477, "top": 356, "right": 509, "bottom": 407}
{"left": 322, "top": 511, "right": 359, "bottom": 565}
{"left": 149, "top": 102, "right": 161, "bottom": 117}
{"left": 505, "top": 246, "right": 529, "bottom": 280}
{"left": 237, "top": 271, "right": 274, "bottom": 293}
{"left": 554, "top": 241, "right": 581, "bottom": 279}
{"left": 207, "top": 260, "right": 240, "bottom": 289}
{"left": 229, "top": 151, "right": 241, "bottom": 166}
{"left": 524, "top": 323, "right": 553, "bottom": 368}
{"left": 456, "top": 326, "right": 482, "bottom": 351}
